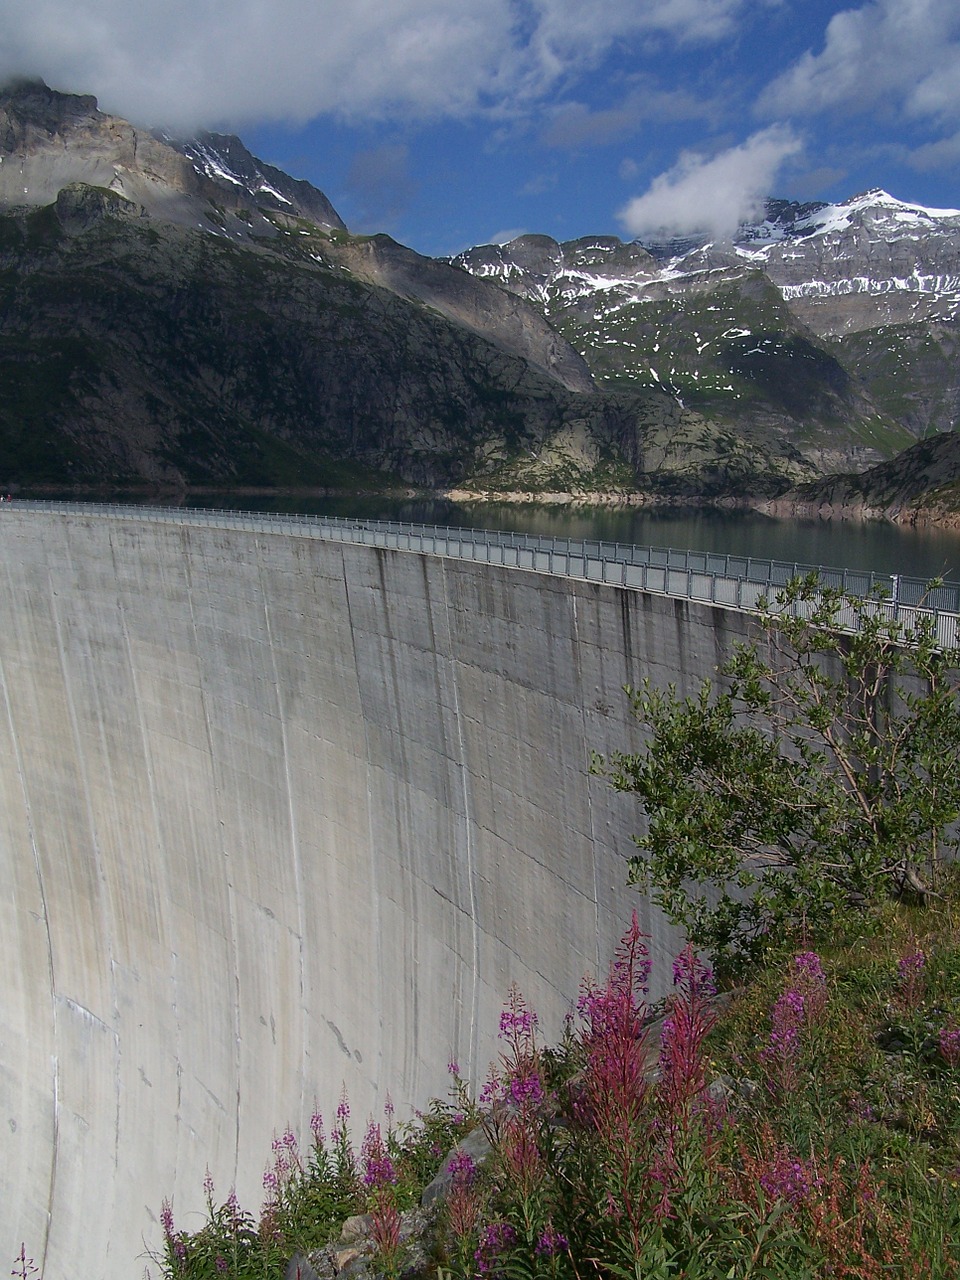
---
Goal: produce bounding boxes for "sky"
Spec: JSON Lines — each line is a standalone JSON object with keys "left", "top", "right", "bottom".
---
{"left": 2, "top": 0, "right": 960, "bottom": 256}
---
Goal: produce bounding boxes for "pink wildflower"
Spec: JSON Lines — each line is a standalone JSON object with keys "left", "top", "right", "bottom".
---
{"left": 897, "top": 941, "right": 927, "bottom": 1009}
{"left": 939, "top": 1023, "right": 960, "bottom": 1067}
{"left": 536, "top": 1226, "right": 569, "bottom": 1256}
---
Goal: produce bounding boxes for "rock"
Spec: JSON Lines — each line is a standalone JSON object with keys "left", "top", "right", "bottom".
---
{"left": 420, "top": 1125, "right": 493, "bottom": 1208}
{"left": 339, "top": 1214, "right": 373, "bottom": 1244}
{"left": 286, "top": 1255, "right": 323, "bottom": 1280}
{"left": 334, "top": 1247, "right": 365, "bottom": 1273}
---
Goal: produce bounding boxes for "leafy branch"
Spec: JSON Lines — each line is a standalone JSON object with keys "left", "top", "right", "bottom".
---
{"left": 594, "top": 575, "right": 960, "bottom": 973}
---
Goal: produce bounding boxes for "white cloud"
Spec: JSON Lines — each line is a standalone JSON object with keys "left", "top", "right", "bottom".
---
{"left": 487, "top": 227, "right": 528, "bottom": 245}
{"left": 529, "top": 0, "right": 750, "bottom": 60}
{"left": 541, "top": 81, "right": 718, "bottom": 151}
{"left": 0, "top": 0, "right": 756, "bottom": 131}
{"left": 761, "top": 0, "right": 960, "bottom": 125}
{"left": 617, "top": 125, "right": 803, "bottom": 239}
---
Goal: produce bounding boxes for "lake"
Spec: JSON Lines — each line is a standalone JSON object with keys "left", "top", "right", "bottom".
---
{"left": 174, "top": 494, "right": 960, "bottom": 585}
{"left": 29, "top": 491, "right": 960, "bottom": 584}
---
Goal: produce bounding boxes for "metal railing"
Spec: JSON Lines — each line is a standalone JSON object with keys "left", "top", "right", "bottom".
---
{"left": 11, "top": 499, "right": 960, "bottom": 646}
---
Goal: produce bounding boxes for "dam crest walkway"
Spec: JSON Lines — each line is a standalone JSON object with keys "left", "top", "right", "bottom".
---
{"left": 14, "top": 500, "right": 960, "bottom": 646}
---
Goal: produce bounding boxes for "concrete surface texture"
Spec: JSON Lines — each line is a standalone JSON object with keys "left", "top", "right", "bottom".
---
{"left": 0, "top": 510, "right": 755, "bottom": 1279}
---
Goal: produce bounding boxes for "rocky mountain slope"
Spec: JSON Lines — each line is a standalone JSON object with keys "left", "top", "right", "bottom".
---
{"left": 0, "top": 80, "right": 810, "bottom": 496}
{"left": 2, "top": 78, "right": 958, "bottom": 504}
{"left": 454, "top": 192, "right": 960, "bottom": 477}
{"left": 782, "top": 430, "right": 960, "bottom": 526}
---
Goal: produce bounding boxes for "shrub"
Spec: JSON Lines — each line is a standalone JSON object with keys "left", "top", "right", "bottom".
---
{"left": 593, "top": 576, "right": 960, "bottom": 975}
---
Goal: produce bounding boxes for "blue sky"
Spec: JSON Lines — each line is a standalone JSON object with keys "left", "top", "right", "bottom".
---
{"left": 3, "top": 0, "right": 960, "bottom": 256}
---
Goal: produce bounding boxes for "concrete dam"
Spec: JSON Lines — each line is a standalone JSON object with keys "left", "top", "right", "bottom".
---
{"left": 0, "top": 506, "right": 801, "bottom": 1278}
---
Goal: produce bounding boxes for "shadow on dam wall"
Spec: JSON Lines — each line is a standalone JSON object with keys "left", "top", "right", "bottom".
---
{"left": 0, "top": 510, "right": 756, "bottom": 1279}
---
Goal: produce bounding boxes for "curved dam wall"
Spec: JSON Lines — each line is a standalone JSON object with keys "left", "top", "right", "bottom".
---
{"left": 0, "top": 509, "right": 756, "bottom": 1279}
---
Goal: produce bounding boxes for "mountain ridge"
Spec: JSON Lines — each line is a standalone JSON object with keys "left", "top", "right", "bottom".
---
{"left": 453, "top": 190, "right": 960, "bottom": 476}
{"left": 1, "top": 79, "right": 957, "bottom": 511}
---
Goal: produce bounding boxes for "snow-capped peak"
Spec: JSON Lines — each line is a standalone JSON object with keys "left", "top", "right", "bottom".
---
{"left": 767, "top": 189, "right": 960, "bottom": 243}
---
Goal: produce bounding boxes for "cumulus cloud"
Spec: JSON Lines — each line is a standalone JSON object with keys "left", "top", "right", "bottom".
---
{"left": 617, "top": 124, "right": 803, "bottom": 239}
{"left": 0, "top": 0, "right": 755, "bottom": 131}
{"left": 529, "top": 0, "right": 751, "bottom": 62}
{"left": 761, "top": 0, "right": 960, "bottom": 125}
{"left": 904, "top": 130, "right": 960, "bottom": 173}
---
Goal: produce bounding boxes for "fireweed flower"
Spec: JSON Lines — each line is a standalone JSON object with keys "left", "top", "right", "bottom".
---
{"left": 793, "top": 951, "right": 825, "bottom": 982}
{"left": 447, "top": 1149, "right": 477, "bottom": 1186}
{"left": 269, "top": 1126, "right": 301, "bottom": 1184}
{"left": 898, "top": 947, "right": 926, "bottom": 979}
{"left": 897, "top": 941, "right": 927, "bottom": 1008}
{"left": 447, "top": 1150, "right": 481, "bottom": 1243}
{"left": 759, "top": 1149, "right": 821, "bottom": 1205}
{"left": 479, "top": 1072, "right": 506, "bottom": 1108}
{"left": 310, "top": 1109, "right": 324, "bottom": 1146}
{"left": 939, "top": 1023, "right": 960, "bottom": 1067}
{"left": 499, "top": 1006, "right": 536, "bottom": 1041}
{"left": 762, "top": 949, "right": 829, "bottom": 1091}
{"left": 766, "top": 989, "right": 806, "bottom": 1055}
{"left": 474, "top": 1222, "right": 517, "bottom": 1274}
{"left": 658, "top": 945, "right": 718, "bottom": 1118}
{"left": 448, "top": 1059, "right": 460, "bottom": 1076}
{"left": 574, "top": 914, "right": 653, "bottom": 1140}
{"left": 361, "top": 1122, "right": 397, "bottom": 1188}
{"left": 536, "top": 1226, "right": 569, "bottom": 1256}
{"left": 793, "top": 951, "right": 827, "bottom": 1018}
{"left": 499, "top": 1115, "right": 545, "bottom": 1199}
{"left": 508, "top": 1068, "right": 545, "bottom": 1109}
{"left": 761, "top": 987, "right": 807, "bottom": 1094}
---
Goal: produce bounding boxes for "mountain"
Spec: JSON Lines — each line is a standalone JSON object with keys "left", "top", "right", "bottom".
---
{"left": 453, "top": 191, "right": 960, "bottom": 477}
{"left": 780, "top": 431, "right": 960, "bottom": 526}
{"left": 0, "top": 78, "right": 347, "bottom": 233}
{"left": 1, "top": 80, "right": 957, "bottom": 505}
{"left": 0, "top": 80, "right": 818, "bottom": 497}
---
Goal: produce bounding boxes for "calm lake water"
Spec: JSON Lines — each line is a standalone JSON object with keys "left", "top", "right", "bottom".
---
{"left": 175, "top": 495, "right": 960, "bottom": 585}
{"left": 35, "top": 491, "right": 960, "bottom": 584}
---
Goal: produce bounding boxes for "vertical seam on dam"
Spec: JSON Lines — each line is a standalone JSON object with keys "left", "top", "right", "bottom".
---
{"left": 571, "top": 593, "right": 603, "bottom": 979}
{"left": 256, "top": 538, "right": 309, "bottom": 1123}
{"left": 340, "top": 544, "right": 384, "bottom": 1098}
{"left": 114, "top": 535, "right": 186, "bottom": 1256}
{"left": 439, "top": 559, "right": 481, "bottom": 1082}
{"left": 0, "top": 580, "right": 58, "bottom": 1274}
{"left": 183, "top": 529, "right": 244, "bottom": 1185}
{"left": 47, "top": 535, "right": 124, "bottom": 1252}
{"left": 374, "top": 546, "right": 420, "bottom": 1095}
